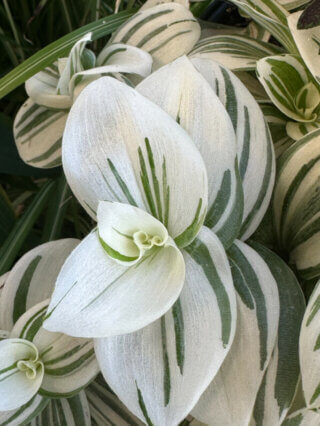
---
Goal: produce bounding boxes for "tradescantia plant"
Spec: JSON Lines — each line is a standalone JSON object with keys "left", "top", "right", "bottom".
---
{"left": 0, "top": 0, "right": 318, "bottom": 425}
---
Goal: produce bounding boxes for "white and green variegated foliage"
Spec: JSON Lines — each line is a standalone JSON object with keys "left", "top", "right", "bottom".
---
{"left": 256, "top": 54, "right": 320, "bottom": 123}
{"left": 288, "top": 10, "right": 320, "bottom": 84}
{"left": 299, "top": 280, "right": 320, "bottom": 409}
{"left": 28, "top": 391, "right": 91, "bottom": 426}
{"left": 230, "top": 0, "right": 297, "bottom": 53}
{"left": 192, "top": 240, "right": 280, "bottom": 426}
{"left": 190, "top": 57, "right": 275, "bottom": 241}
{"left": 137, "top": 56, "right": 243, "bottom": 248}
{"left": 282, "top": 408, "right": 320, "bottom": 426}
{"left": 189, "top": 34, "right": 283, "bottom": 72}
{"left": 13, "top": 34, "right": 153, "bottom": 169}
{"left": 109, "top": 2, "right": 201, "bottom": 69}
{"left": 86, "top": 375, "right": 145, "bottom": 425}
{"left": 94, "top": 226, "right": 237, "bottom": 426}
{"left": 0, "top": 240, "right": 99, "bottom": 423}
{"left": 249, "top": 241, "right": 305, "bottom": 426}
{"left": 273, "top": 128, "right": 320, "bottom": 280}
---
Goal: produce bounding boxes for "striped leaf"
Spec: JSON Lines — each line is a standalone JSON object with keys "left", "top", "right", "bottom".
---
{"left": 299, "top": 280, "right": 320, "bottom": 408}
{"left": 0, "top": 10, "right": 135, "bottom": 99}
{"left": 0, "top": 394, "right": 49, "bottom": 426}
{"left": 282, "top": 408, "right": 320, "bottom": 425}
{"left": 278, "top": 0, "right": 310, "bottom": 10}
{"left": 260, "top": 103, "right": 294, "bottom": 158}
{"left": 249, "top": 241, "right": 306, "bottom": 426}
{"left": 0, "top": 239, "right": 79, "bottom": 332}
{"left": 62, "top": 77, "right": 208, "bottom": 247}
{"left": 109, "top": 3, "right": 200, "bottom": 69}
{"left": 190, "top": 35, "right": 283, "bottom": 71}
{"left": 95, "top": 226, "right": 237, "bottom": 426}
{"left": 288, "top": 10, "right": 320, "bottom": 84}
{"left": 191, "top": 57, "right": 275, "bottom": 240}
{"left": 256, "top": 54, "right": 320, "bottom": 122}
{"left": 137, "top": 56, "right": 243, "bottom": 248}
{"left": 29, "top": 391, "right": 90, "bottom": 426}
{"left": 10, "top": 300, "right": 99, "bottom": 399}
{"left": 86, "top": 376, "right": 144, "bottom": 425}
{"left": 229, "top": 0, "right": 297, "bottom": 53}
{"left": 273, "top": 128, "right": 320, "bottom": 279}
{"left": 13, "top": 99, "right": 68, "bottom": 169}
{"left": 192, "top": 240, "right": 279, "bottom": 426}
{"left": 286, "top": 121, "right": 320, "bottom": 141}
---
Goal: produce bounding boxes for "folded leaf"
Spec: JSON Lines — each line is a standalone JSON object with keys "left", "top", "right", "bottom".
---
{"left": 137, "top": 56, "right": 243, "bottom": 248}
{"left": 256, "top": 54, "right": 320, "bottom": 122}
{"left": 29, "top": 391, "right": 91, "bottom": 426}
{"left": 273, "top": 128, "right": 320, "bottom": 279}
{"left": 0, "top": 338, "right": 44, "bottom": 411}
{"left": 95, "top": 226, "right": 237, "bottom": 426}
{"left": 44, "top": 229, "right": 185, "bottom": 337}
{"left": 25, "top": 63, "right": 71, "bottom": 109}
{"left": 0, "top": 394, "right": 48, "bottom": 426}
{"left": 109, "top": 3, "right": 200, "bottom": 68}
{"left": 62, "top": 76, "right": 208, "bottom": 246}
{"left": 286, "top": 121, "right": 320, "bottom": 141}
{"left": 190, "top": 35, "right": 283, "bottom": 71}
{"left": 0, "top": 239, "right": 79, "bottom": 332}
{"left": 97, "top": 201, "right": 169, "bottom": 264}
{"left": 13, "top": 98, "right": 68, "bottom": 168}
{"left": 192, "top": 240, "right": 279, "bottom": 426}
{"left": 299, "top": 280, "right": 320, "bottom": 408}
{"left": 86, "top": 376, "right": 144, "bottom": 425}
{"left": 249, "top": 241, "right": 305, "bottom": 425}
{"left": 191, "top": 57, "right": 275, "bottom": 240}
{"left": 10, "top": 300, "right": 99, "bottom": 398}
{"left": 288, "top": 11, "right": 320, "bottom": 84}
{"left": 282, "top": 408, "right": 320, "bottom": 425}
{"left": 229, "top": 0, "right": 297, "bottom": 53}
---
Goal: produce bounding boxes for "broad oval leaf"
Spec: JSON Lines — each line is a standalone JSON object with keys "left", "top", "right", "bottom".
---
{"left": 249, "top": 241, "right": 305, "bottom": 426}
{"left": 192, "top": 240, "right": 279, "bottom": 426}
{"left": 137, "top": 56, "right": 243, "bottom": 248}
{"left": 109, "top": 3, "right": 200, "bottom": 69}
{"left": 0, "top": 238, "right": 79, "bottom": 332}
{"left": 273, "top": 128, "right": 320, "bottom": 279}
{"left": 10, "top": 300, "right": 99, "bottom": 399}
{"left": 95, "top": 226, "right": 237, "bottom": 426}
{"left": 299, "top": 280, "right": 320, "bottom": 408}
{"left": 62, "top": 76, "right": 208, "bottom": 247}
{"left": 190, "top": 34, "right": 283, "bottom": 71}
{"left": 191, "top": 57, "right": 275, "bottom": 240}
{"left": 44, "top": 229, "right": 185, "bottom": 338}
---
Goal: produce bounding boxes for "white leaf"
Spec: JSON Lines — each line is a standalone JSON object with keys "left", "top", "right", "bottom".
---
{"left": 137, "top": 56, "right": 242, "bottom": 248}
{"left": 95, "top": 227, "right": 237, "bottom": 426}
{"left": 44, "top": 229, "right": 185, "bottom": 337}
{"left": 191, "top": 57, "right": 275, "bottom": 240}
{"left": 110, "top": 3, "right": 200, "bottom": 68}
{"left": 282, "top": 408, "right": 320, "bottom": 426}
{"left": 0, "top": 394, "right": 48, "bottom": 426}
{"left": 62, "top": 76, "right": 208, "bottom": 247}
{"left": 0, "top": 338, "right": 44, "bottom": 411}
{"left": 0, "top": 239, "right": 79, "bottom": 332}
{"left": 192, "top": 240, "right": 279, "bottom": 426}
